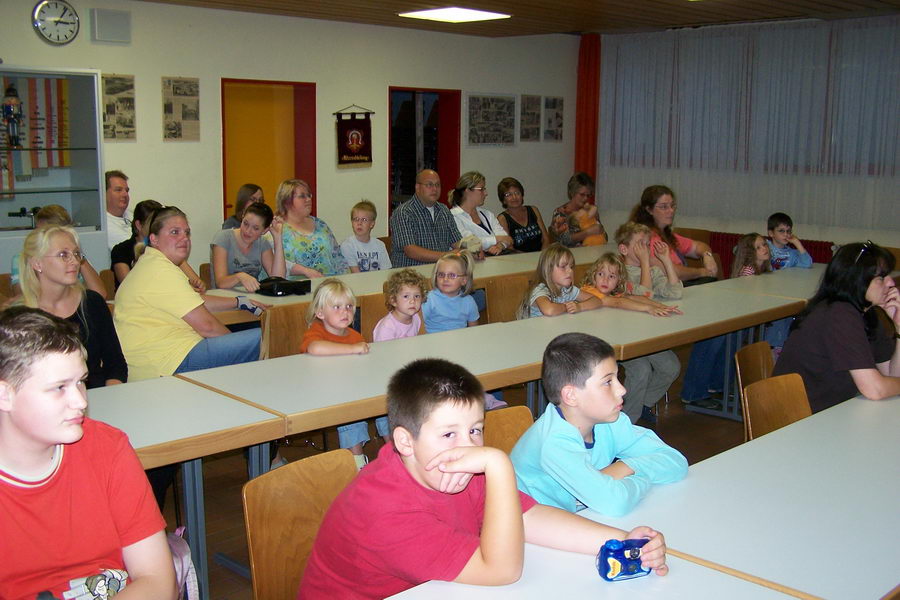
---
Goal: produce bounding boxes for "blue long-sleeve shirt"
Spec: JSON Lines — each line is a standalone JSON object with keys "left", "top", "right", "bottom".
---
{"left": 767, "top": 240, "right": 813, "bottom": 270}
{"left": 510, "top": 405, "right": 687, "bottom": 516}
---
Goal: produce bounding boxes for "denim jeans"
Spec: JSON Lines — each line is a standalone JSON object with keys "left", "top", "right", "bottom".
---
{"left": 338, "top": 417, "right": 390, "bottom": 448}
{"left": 681, "top": 335, "right": 728, "bottom": 401}
{"left": 175, "top": 328, "right": 261, "bottom": 374}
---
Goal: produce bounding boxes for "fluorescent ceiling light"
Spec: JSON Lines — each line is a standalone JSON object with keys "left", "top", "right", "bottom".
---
{"left": 398, "top": 7, "right": 511, "bottom": 23}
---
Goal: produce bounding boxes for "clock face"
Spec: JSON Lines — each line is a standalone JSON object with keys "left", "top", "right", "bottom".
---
{"left": 32, "top": 0, "right": 80, "bottom": 45}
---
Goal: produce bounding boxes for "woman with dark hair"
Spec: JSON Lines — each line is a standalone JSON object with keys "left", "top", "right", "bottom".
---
{"left": 773, "top": 241, "right": 900, "bottom": 413}
{"left": 110, "top": 199, "right": 162, "bottom": 287}
{"left": 222, "top": 183, "right": 263, "bottom": 229}
{"left": 549, "top": 172, "right": 606, "bottom": 247}
{"left": 212, "top": 202, "right": 285, "bottom": 291}
{"left": 631, "top": 185, "right": 717, "bottom": 283}
{"left": 496, "top": 177, "right": 550, "bottom": 252}
{"left": 448, "top": 171, "right": 512, "bottom": 256}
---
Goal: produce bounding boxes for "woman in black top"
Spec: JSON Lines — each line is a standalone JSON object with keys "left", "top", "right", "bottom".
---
{"left": 496, "top": 177, "right": 550, "bottom": 252}
{"left": 110, "top": 199, "right": 162, "bottom": 288}
{"left": 773, "top": 241, "right": 900, "bottom": 412}
{"left": 20, "top": 225, "right": 127, "bottom": 388}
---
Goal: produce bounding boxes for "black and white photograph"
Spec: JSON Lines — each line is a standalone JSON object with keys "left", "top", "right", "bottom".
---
{"left": 543, "top": 96, "right": 564, "bottom": 141}
{"left": 102, "top": 74, "right": 136, "bottom": 140}
{"left": 161, "top": 77, "right": 200, "bottom": 141}
{"left": 520, "top": 94, "right": 542, "bottom": 142}
{"left": 467, "top": 93, "right": 516, "bottom": 145}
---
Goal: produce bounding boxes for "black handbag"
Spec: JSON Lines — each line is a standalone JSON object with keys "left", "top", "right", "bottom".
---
{"left": 256, "top": 277, "right": 311, "bottom": 297}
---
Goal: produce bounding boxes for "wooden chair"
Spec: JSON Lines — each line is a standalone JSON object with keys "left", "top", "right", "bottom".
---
{"left": 743, "top": 373, "right": 812, "bottom": 440}
{"left": 735, "top": 341, "right": 774, "bottom": 441}
{"left": 484, "top": 405, "right": 534, "bottom": 454}
{"left": 242, "top": 449, "right": 357, "bottom": 600}
{"left": 378, "top": 235, "right": 392, "bottom": 255}
{"left": 199, "top": 262, "right": 213, "bottom": 290}
{"left": 484, "top": 274, "right": 530, "bottom": 323}
{"left": 99, "top": 269, "right": 116, "bottom": 298}
{"left": 260, "top": 302, "right": 310, "bottom": 359}
{"left": 573, "top": 263, "right": 590, "bottom": 287}
{"left": 358, "top": 292, "right": 389, "bottom": 343}
{"left": 0, "top": 272, "right": 12, "bottom": 304}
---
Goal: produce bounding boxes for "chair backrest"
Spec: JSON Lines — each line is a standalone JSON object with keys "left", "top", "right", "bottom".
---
{"left": 0, "top": 272, "right": 12, "bottom": 303}
{"left": 484, "top": 405, "right": 534, "bottom": 454}
{"left": 242, "top": 449, "right": 357, "bottom": 600}
{"left": 99, "top": 269, "right": 116, "bottom": 298}
{"left": 743, "top": 373, "right": 811, "bottom": 440}
{"left": 260, "top": 302, "right": 310, "bottom": 359}
{"left": 484, "top": 274, "right": 530, "bottom": 323}
{"left": 199, "top": 262, "right": 213, "bottom": 290}
{"left": 734, "top": 341, "right": 774, "bottom": 441}
{"left": 378, "top": 235, "right": 392, "bottom": 255}
{"left": 359, "top": 291, "right": 389, "bottom": 343}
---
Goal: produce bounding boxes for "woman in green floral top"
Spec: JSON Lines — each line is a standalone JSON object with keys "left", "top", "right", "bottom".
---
{"left": 275, "top": 179, "right": 349, "bottom": 277}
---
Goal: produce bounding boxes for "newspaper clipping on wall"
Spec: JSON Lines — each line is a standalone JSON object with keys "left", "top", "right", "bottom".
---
{"left": 467, "top": 93, "right": 515, "bottom": 146}
{"left": 161, "top": 77, "right": 199, "bottom": 141}
{"left": 520, "top": 94, "right": 541, "bottom": 142}
{"left": 543, "top": 96, "right": 564, "bottom": 142}
{"left": 102, "top": 74, "right": 136, "bottom": 140}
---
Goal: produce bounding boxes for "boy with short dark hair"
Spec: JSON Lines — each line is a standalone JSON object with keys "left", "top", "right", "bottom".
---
{"left": 299, "top": 358, "right": 668, "bottom": 599}
{"left": 766, "top": 212, "right": 812, "bottom": 270}
{"left": 340, "top": 199, "right": 392, "bottom": 272}
{"left": 511, "top": 333, "right": 688, "bottom": 516}
{"left": 0, "top": 306, "right": 176, "bottom": 600}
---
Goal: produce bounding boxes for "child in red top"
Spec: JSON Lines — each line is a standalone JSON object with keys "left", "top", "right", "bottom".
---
{"left": 299, "top": 358, "right": 669, "bottom": 599}
{"left": 0, "top": 306, "right": 176, "bottom": 600}
{"left": 300, "top": 278, "right": 371, "bottom": 467}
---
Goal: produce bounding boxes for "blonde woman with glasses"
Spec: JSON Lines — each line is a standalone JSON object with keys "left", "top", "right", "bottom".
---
{"left": 19, "top": 225, "right": 127, "bottom": 388}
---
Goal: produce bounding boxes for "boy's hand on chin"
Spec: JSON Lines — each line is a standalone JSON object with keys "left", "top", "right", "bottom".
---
{"left": 425, "top": 446, "right": 508, "bottom": 493}
{"left": 625, "top": 527, "right": 668, "bottom": 575}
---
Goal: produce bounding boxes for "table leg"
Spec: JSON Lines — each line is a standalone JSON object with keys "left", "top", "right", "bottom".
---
{"left": 182, "top": 458, "right": 209, "bottom": 600}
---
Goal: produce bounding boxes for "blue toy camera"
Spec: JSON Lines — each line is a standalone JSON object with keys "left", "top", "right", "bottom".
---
{"left": 596, "top": 538, "right": 651, "bottom": 581}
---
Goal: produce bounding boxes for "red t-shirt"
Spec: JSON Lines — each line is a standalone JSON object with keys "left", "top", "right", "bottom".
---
{"left": 299, "top": 320, "right": 365, "bottom": 353}
{"left": 298, "top": 443, "right": 537, "bottom": 599}
{"left": 649, "top": 232, "right": 694, "bottom": 266}
{"left": 0, "top": 418, "right": 166, "bottom": 600}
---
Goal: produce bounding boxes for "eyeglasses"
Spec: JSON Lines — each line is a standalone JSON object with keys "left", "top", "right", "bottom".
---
{"left": 436, "top": 272, "right": 462, "bottom": 280}
{"left": 45, "top": 250, "right": 84, "bottom": 263}
{"left": 418, "top": 181, "right": 441, "bottom": 189}
{"left": 854, "top": 240, "right": 876, "bottom": 264}
{"left": 294, "top": 192, "right": 313, "bottom": 199}
{"left": 773, "top": 227, "right": 792, "bottom": 235}
{"left": 469, "top": 187, "right": 487, "bottom": 192}
{"left": 503, "top": 190, "right": 522, "bottom": 198}
{"left": 655, "top": 202, "right": 677, "bottom": 211}
{"left": 351, "top": 217, "right": 373, "bottom": 223}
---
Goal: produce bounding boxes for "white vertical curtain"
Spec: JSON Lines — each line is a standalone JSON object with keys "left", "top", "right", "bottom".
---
{"left": 599, "top": 16, "right": 899, "bottom": 231}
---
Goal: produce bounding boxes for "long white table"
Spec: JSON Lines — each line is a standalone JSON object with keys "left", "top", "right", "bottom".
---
{"left": 706, "top": 263, "right": 825, "bottom": 301}
{"left": 585, "top": 396, "right": 900, "bottom": 600}
{"left": 88, "top": 376, "right": 286, "bottom": 600}
{"left": 390, "top": 543, "right": 793, "bottom": 599}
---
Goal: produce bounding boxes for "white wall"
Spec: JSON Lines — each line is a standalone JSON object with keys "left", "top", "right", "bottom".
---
{"left": 0, "top": 0, "right": 579, "bottom": 270}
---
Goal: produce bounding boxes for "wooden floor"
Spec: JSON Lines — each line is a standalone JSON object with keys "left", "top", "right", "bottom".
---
{"left": 161, "top": 343, "right": 744, "bottom": 600}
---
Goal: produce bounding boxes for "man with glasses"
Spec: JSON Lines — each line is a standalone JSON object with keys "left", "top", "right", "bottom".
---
{"left": 389, "top": 169, "right": 462, "bottom": 267}
{"left": 105, "top": 170, "right": 132, "bottom": 250}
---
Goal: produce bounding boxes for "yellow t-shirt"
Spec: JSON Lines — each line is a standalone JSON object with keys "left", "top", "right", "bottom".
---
{"left": 113, "top": 247, "right": 204, "bottom": 380}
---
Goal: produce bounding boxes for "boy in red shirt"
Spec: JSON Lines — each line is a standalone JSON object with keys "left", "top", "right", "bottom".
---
{"left": 0, "top": 307, "right": 176, "bottom": 600}
{"left": 299, "top": 358, "right": 669, "bottom": 599}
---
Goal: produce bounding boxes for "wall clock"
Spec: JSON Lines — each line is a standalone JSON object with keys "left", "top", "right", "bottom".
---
{"left": 32, "top": 0, "right": 80, "bottom": 46}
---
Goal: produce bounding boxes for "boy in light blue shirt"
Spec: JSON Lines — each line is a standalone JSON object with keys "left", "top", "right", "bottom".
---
{"left": 511, "top": 333, "right": 687, "bottom": 516}
{"left": 766, "top": 212, "right": 813, "bottom": 270}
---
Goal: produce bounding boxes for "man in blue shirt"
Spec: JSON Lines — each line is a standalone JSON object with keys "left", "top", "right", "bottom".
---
{"left": 389, "top": 169, "right": 461, "bottom": 267}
